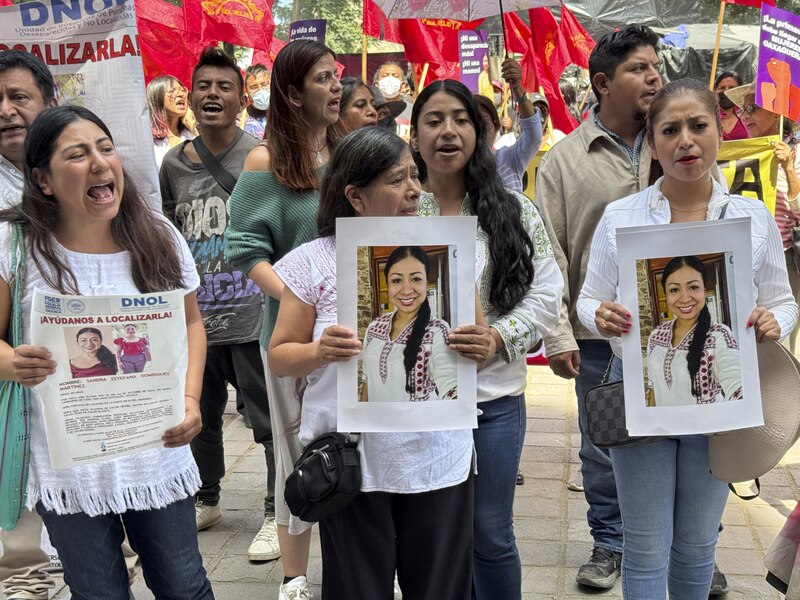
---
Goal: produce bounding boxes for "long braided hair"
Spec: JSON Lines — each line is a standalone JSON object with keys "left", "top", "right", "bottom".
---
{"left": 661, "top": 256, "right": 711, "bottom": 399}
{"left": 384, "top": 246, "right": 431, "bottom": 394}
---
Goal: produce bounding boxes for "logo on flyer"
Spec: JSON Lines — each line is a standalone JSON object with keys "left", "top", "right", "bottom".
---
{"left": 66, "top": 299, "right": 85, "bottom": 313}
{"left": 43, "top": 295, "right": 62, "bottom": 314}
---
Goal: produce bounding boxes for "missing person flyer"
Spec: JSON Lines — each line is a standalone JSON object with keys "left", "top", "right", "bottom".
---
{"left": 30, "top": 289, "right": 188, "bottom": 468}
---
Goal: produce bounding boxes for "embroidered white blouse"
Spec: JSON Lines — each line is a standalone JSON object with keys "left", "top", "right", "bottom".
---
{"left": 646, "top": 321, "right": 743, "bottom": 406}
{"left": 577, "top": 178, "right": 798, "bottom": 363}
{"left": 0, "top": 219, "right": 201, "bottom": 516}
{"left": 418, "top": 189, "right": 563, "bottom": 402}
{"left": 362, "top": 313, "right": 457, "bottom": 403}
{"left": 273, "top": 236, "right": 473, "bottom": 495}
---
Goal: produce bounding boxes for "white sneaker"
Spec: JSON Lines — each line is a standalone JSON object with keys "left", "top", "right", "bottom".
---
{"left": 278, "top": 575, "right": 312, "bottom": 600}
{"left": 248, "top": 515, "right": 281, "bottom": 561}
{"left": 195, "top": 502, "right": 222, "bottom": 531}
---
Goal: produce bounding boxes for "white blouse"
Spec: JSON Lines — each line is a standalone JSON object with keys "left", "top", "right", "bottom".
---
{"left": 362, "top": 312, "right": 457, "bottom": 403}
{"left": 273, "top": 236, "right": 473, "bottom": 495}
{"left": 646, "top": 321, "right": 743, "bottom": 406}
{"left": 577, "top": 178, "right": 798, "bottom": 361}
{"left": 0, "top": 218, "right": 201, "bottom": 515}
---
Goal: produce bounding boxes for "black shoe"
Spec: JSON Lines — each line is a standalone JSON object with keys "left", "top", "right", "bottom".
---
{"left": 576, "top": 547, "right": 622, "bottom": 589}
{"left": 709, "top": 563, "right": 728, "bottom": 596}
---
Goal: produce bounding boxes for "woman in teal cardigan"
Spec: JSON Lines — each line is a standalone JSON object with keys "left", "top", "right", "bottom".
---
{"left": 226, "top": 39, "right": 345, "bottom": 600}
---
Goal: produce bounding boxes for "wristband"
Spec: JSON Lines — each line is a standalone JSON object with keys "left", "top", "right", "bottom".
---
{"left": 185, "top": 393, "right": 200, "bottom": 404}
{"left": 515, "top": 92, "right": 529, "bottom": 104}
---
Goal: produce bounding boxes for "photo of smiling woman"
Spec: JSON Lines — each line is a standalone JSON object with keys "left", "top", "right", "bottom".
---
{"left": 362, "top": 246, "right": 458, "bottom": 403}
{"left": 68, "top": 327, "right": 117, "bottom": 379}
{"left": 646, "top": 256, "right": 742, "bottom": 407}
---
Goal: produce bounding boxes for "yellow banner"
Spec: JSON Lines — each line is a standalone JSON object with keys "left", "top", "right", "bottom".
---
{"left": 717, "top": 135, "right": 779, "bottom": 215}
{"left": 523, "top": 136, "right": 779, "bottom": 214}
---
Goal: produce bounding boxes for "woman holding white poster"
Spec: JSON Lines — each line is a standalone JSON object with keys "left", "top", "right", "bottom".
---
{"left": 577, "top": 79, "right": 797, "bottom": 599}
{"left": 361, "top": 246, "right": 458, "bottom": 403}
{"left": 269, "top": 126, "right": 488, "bottom": 599}
{"left": 410, "top": 79, "right": 563, "bottom": 599}
{"left": 0, "top": 106, "right": 211, "bottom": 599}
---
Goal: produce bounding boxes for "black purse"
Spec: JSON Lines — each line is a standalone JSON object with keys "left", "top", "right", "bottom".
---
{"left": 584, "top": 358, "right": 658, "bottom": 449}
{"left": 284, "top": 432, "right": 362, "bottom": 522}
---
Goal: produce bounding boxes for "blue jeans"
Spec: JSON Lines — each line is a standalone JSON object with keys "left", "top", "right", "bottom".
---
{"left": 37, "top": 496, "right": 214, "bottom": 600}
{"left": 611, "top": 436, "right": 729, "bottom": 599}
{"left": 472, "top": 394, "right": 526, "bottom": 600}
{"left": 574, "top": 340, "right": 623, "bottom": 552}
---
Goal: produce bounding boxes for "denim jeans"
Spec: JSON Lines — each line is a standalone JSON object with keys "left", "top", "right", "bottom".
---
{"left": 37, "top": 496, "right": 214, "bottom": 600}
{"left": 472, "top": 394, "right": 526, "bottom": 600}
{"left": 611, "top": 436, "right": 730, "bottom": 599}
{"left": 574, "top": 340, "right": 623, "bottom": 553}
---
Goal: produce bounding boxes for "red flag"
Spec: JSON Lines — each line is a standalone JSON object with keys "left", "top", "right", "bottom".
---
{"left": 724, "top": 0, "right": 775, "bottom": 6}
{"left": 184, "top": 0, "right": 275, "bottom": 52}
{"left": 0, "top": 0, "right": 14, "bottom": 6}
{"left": 559, "top": 5, "right": 595, "bottom": 69}
{"left": 411, "top": 61, "right": 460, "bottom": 87}
{"left": 252, "top": 38, "right": 286, "bottom": 70}
{"left": 502, "top": 12, "right": 576, "bottom": 133}
{"left": 138, "top": 18, "right": 206, "bottom": 86}
{"left": 529, "top": 7, "right": 569, "bottom": 80}
{"left": 397, "top": 18, "right": 482, "bottom": 65}
{"left": 363, "top": 0, "right": 402, "bottom": 43}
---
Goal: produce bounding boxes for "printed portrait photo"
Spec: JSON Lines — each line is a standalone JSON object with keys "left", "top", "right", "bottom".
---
{"left": 64, "top": 325, "right": 117, "bottom": 380}
{"left": 111, "top": 322, "right": 153, "bottom": 374}
{"left": 637, "top": 254, "right": 742, "bottom": 408}
{"left": 616, "top": 218, "right": 762, "bottom": 437}
{"left": 357, "top": 244, "right": 458, "bottom": 403}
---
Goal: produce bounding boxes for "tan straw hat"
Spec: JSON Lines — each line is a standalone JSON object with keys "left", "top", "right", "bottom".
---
{"left": 723, "top": 82, "right": 755, "bottom": 110}
{"left": 709, "top": 341, "right": 800, "bottom": 483}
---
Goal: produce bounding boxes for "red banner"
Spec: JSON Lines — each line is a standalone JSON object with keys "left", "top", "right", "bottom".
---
{"left": 397, "top": 18, "right": 482, "bottom": 65}
{"left": 138, "top": 17, "right": 207, "bottom": 86}
{"left": 529, "top": 7, "right": 569, "bottom": 81}
{"left": 184, "top": 0, "right": 275, "bottom": 52}
{"left": 560, "top": 5, "right": 595, "bottom": 69}
{"left": 363, "top": 0, "right": 402, "bottom": 43}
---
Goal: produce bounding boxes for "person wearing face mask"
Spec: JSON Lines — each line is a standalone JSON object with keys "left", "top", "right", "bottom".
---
{"left": 242, "top": 63, "right": 271, "bottom": 140}
{"left": 375, "top": 62, "right": 413, "bottom": 138}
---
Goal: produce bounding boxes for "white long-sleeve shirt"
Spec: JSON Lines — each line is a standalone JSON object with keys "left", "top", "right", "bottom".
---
{"left": 577, "top": 178, "right": 798, "bottom": 358}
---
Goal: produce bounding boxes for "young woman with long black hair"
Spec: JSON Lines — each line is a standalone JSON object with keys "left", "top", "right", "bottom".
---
{"left": 410, "top": 78, "right": 563, "bottom": 599}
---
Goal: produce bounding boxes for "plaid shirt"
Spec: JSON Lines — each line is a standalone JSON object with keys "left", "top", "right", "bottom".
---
{"left": 592, "top": 106, "right": 646, "bottom": 183}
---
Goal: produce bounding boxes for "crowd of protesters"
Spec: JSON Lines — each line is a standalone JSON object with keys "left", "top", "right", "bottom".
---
{"left": 0, "top": 17, "right": 799, "bottom": 600}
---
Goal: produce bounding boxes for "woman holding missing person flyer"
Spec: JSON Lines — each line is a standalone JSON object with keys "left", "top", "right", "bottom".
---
{"left": 577, "top": 79, "right": 796, "bottom": 599}
{"left": 0, "top": 106, "right": 211, "bottom": 599}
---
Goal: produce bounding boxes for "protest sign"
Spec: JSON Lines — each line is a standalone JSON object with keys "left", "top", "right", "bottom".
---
{"left": 30, "top": 289, "right": 188, "bottom": 468}
{"left": 616, "top": 219, "right": 762, "bottom": 436}
{"left": 0, "top": 0, "right": 160, "bottom": 210}
{"left": 458, "top": 29, "right": 488, "bottom": 93}
{"left": 757, "top": 4, "right": 800, "bottom": 121}
{"left": 289, "top": 19, "right": 326, "bottom": 43}
{"left": 718, "top": 135, "right": 779, "bottom": 214}
{"left": 336, "top": 217, "right": 478, "bottom": 433}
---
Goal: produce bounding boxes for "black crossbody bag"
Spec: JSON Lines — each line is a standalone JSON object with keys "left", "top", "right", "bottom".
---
{"left": 191, "top": 130, "right": 242, "bottom": 195}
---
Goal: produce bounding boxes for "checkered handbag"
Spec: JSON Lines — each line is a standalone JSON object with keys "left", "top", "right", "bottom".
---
{"left": 584, "top": 359, "right": 657, "bottom": 449}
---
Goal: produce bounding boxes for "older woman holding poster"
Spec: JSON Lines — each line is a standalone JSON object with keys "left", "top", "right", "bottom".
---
{"left": 577, "top": 79, "right": 796, "bottom": 599}
{"left": 0, "top": 106, "right": 210, "bottom": 599}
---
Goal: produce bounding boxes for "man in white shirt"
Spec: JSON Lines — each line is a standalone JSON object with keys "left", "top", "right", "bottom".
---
{"left": 0, "top": 49, "right": 58, "bottom": 600}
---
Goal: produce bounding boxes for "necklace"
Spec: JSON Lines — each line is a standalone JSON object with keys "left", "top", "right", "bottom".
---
{"left": 314, "top": 138, "right": 327, "bottom": 165}
{"left": 669, "top": 202, "right": 709, "bottom": 213}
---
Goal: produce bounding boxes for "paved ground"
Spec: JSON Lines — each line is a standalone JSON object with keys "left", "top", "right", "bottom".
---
{"left": 51, "top": 365, "right": 797, "bottom": 599}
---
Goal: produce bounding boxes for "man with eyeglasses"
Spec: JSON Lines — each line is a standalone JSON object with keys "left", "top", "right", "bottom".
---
{"left": 727, "top": 82, "right": 800, "bottom": 353}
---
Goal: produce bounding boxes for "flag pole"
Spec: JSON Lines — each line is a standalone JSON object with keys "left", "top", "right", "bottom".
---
{"left": 362, "top": 33, "right": 368, "bottom": 81}
{"left": 708, "top": 0, "right": 726, "bottom": 90}
{"left": 577, "top": 84, "right": 591, "bottom": 112}
{"left": 419, "top": 62, "right": 430, "bottom": 90}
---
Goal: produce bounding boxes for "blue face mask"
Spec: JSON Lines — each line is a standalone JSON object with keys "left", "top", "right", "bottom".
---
{"left": 252, "top": 89, "right": 270, "bottom": 111}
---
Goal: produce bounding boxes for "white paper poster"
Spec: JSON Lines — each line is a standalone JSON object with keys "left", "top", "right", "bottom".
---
{"left": 616, "top": 218, "right": 763, "bottom": 436}
{"left": 336, "top": 216, "right": 478, "bottom": 433}
{"left": 0, "top": 0, "right": 160, "bottom": 210}
{"left": 30, "top": 289, "right": 188, "bottom": 468}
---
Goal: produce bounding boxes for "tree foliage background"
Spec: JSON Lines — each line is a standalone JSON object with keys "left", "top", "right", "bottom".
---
{"left": 273, "top": 0, "right": 363, "bottom": 54}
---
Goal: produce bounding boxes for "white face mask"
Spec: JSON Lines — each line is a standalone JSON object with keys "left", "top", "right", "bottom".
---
{"left": 251, "top": 89, "right": 270, "bottom": 111}
{"left": 378, "top": 76, "right": 402, "bottom": 98}
{"left": 493, "top": 93, "right": 502, "bottom": 106}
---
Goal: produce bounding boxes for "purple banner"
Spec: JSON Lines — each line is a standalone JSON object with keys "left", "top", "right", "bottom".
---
{"left": 458, "top": 29, "right": 488, "bottom": 94}
{"left": 289, "top": 19, "right": 326, "bottom": 44}
{"left": 756, "top": 4, "right": 800, "bottom": 122}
